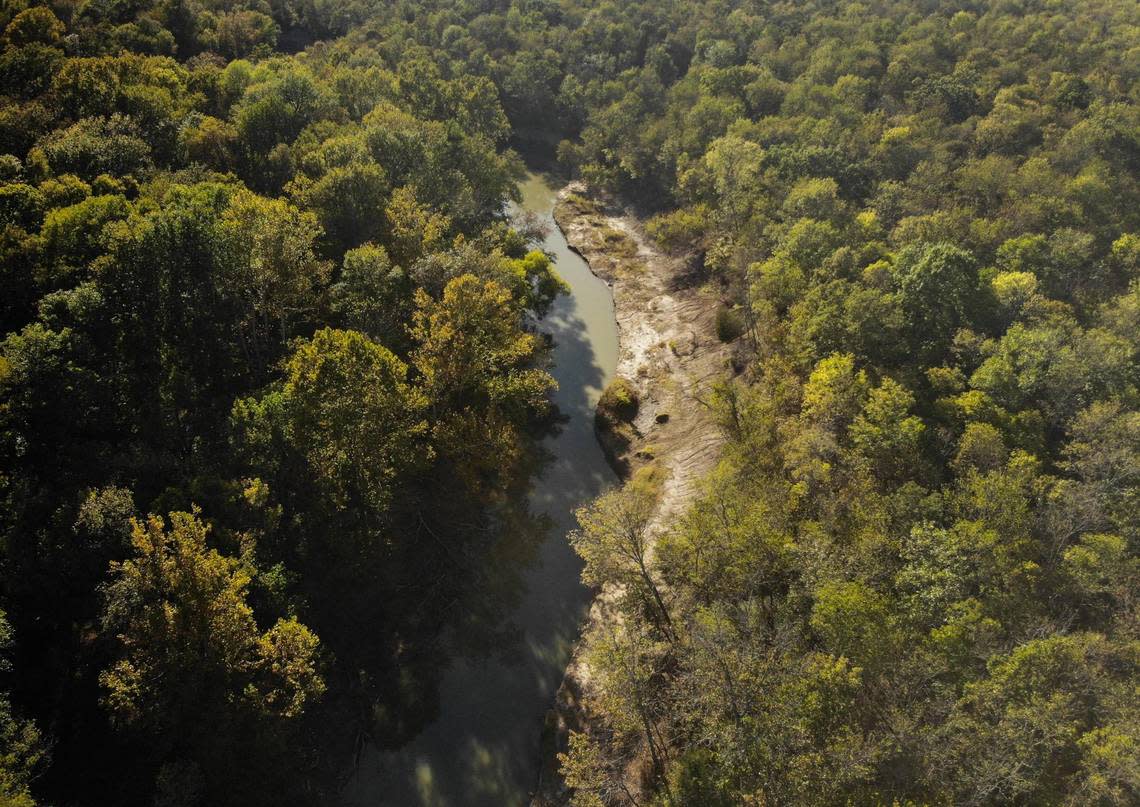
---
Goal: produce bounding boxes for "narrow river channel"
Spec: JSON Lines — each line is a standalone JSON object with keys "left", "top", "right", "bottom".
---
{"left": 345, "top": 172, "right": 619, "bottom": 806}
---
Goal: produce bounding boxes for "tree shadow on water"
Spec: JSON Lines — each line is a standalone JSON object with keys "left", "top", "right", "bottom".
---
{"left": 339, "top": 177, "right": 619, "bottom": 807}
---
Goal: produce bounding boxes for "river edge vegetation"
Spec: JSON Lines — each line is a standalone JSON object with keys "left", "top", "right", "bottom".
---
{"left": 0, "top": 0, "right": 574, "bottom": 803}
{"left": 556, "top": 2, "right": 1140, "bottom": 806}
{"left": 0, "top": 0, "right": 1138, "bottom": 805}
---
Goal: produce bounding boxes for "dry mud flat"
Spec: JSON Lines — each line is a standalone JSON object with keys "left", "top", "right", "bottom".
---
{"left": 533, "top": 184, "right": 733, "bottom": 805}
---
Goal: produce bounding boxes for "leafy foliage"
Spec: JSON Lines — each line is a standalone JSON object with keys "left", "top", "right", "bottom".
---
{"left": 0, "top": 1, "right": 562, "bottom": 802}
{"left": 553, "top": 1, "right": 1140, "bottom": 805}
{"left": 0, "top": 0, "right": 1137, "bottom": 804}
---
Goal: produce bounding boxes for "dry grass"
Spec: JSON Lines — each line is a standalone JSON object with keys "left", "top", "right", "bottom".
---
{"left": 599, "top": 225, "right": 639, "bottom": 259}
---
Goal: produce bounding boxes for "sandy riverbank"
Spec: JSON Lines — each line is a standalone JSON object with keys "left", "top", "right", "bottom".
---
{"left": 533, "top": 183, "right": 733, "bottom": 805}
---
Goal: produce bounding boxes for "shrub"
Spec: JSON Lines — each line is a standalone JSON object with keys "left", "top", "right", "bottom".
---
{"left": 715, "top": 305, "right": 745, "bottom": 342}
{"left": 598, "top": 376, "right": 639, "bottom": 422}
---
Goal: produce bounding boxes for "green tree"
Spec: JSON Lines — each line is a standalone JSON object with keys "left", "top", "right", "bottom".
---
{"left": 892, "top": 243, "right": 977, "bottom": 360}
{"left": 293, "top": 162, "right": 389, "bottom": 255}
{"left": 233, "top": 328, "right": 429, "bottom": 516}
{"left": 99, "top": 511, "right": 324, "bottom": 804}
{"left": 38, "top": 194, "right": 131, "bottom": 287}
{"left": 101, "top": 511, "right": 324, "bottom": 728}
{"left": 329, "top": 243, "right": 409, "bottom": 344}
{"left": 212, "top": 11, "right": 278, "bottom": 59}
{"left": 0, "top": 610, "right": 44, "bottom": 807}
{"left": 218, "top": 190, "right": 330, "bottom": 374}
{"left": 571, "top": 478, "right": 673, "bottom": 637}
{"left": 410, "top": 274, "right": 555, "bottom": 491}
{"left": 32, "top": 115, "right": 153, "bottom": 180}
{"left": 3, "top": 8, "right": 64, "bottom": 47}
{"left": 810, "top": 580, "right": 896, "bottom": 669}
{"left": 849, "top": 376, "right": 925, "bottom": 483}
{"left": 936, "top": 634, "right": 1138, "bottom": 806}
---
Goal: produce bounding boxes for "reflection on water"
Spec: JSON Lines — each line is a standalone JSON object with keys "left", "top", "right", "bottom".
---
{"left": 345, "top": 172, "right": 619, "bottom": 806}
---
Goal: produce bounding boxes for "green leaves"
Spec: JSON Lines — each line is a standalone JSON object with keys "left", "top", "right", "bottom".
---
{"left": 849, "top": 376, "right": 925, "bottom": 481}
{"left": 330, "top": 243, "right": 409, "bottom": 343}
{"left": 937, "top": 634, "right": 1139, "bottom": 806}
{"left": 292, "top": 162, "right": 388, "bottom": 254}
{"left": 0, "top": 610, "right": 44, "bottom": 807}
{"left": 407, "top": 273, "right": 557, "bottom": 494}
{"left": 809, "top": 581, "right": 895, "bottom": 669}
{"left": 235, "top": 328, "right": 429, "bottom": 517}
{"left": 218, "top": 190, "right": 330, "bottom": 369}
{"left": 33, "top": 115, "right": 153, "bottom": 181}
{"left": 571, "top": 479, "right": 659, "bottom": 591}
{"left": 1, "top": 0, "right": 1138, "bottom": 803}
{"left": 892, "top": 242, "right": 978, "bottom": 361}
{"left": 412, "top": 273, "right": 554, "bottom": 416}
{"left": 100, "top": 511, "right": 324, "bottom": 733}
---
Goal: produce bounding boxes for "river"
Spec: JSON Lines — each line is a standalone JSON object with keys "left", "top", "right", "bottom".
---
{"left": 345, "top": 172, "right": 619, "bottom": 806}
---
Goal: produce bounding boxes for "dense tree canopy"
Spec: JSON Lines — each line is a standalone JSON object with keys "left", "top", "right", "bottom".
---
{"left": 549, "top": 1, "right": 1140, "bottom": 805}
{"left": 0, "top": 0, "right": 1136, "bottom": 804}
{"left": 0, "top": 0, "right": 564, "bottom": 801}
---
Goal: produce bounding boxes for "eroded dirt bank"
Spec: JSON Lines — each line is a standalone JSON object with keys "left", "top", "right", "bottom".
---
{"left": 532, "top": 183, "right": 732, "bottom": 805}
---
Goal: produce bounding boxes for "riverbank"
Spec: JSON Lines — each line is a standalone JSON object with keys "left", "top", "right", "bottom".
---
{"left": 347, "top": 173, "right": 618, "bottom": 807}
{"left": 533, "top": 184, "right": 733, "bottom": 805}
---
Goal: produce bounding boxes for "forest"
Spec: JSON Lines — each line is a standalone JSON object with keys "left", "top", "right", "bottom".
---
{"left": 0, "top": 0, "right": 1137, "bottom": 805}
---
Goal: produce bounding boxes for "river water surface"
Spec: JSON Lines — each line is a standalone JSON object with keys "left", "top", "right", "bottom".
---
{"left": 346, "top": 172, "right": 618, "bottom": 805}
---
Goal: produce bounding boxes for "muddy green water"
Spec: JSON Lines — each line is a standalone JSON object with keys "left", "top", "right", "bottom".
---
{"left": 345, "top": 173, "right": 619, "bottom": 806}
